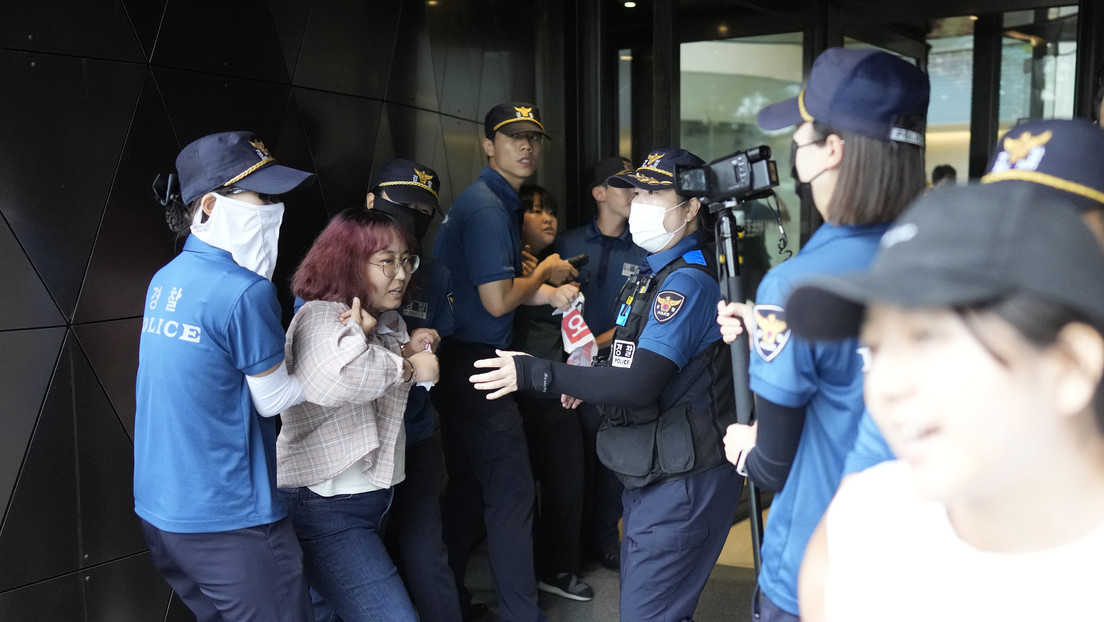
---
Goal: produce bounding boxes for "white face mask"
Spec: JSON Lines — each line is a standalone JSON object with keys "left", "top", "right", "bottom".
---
{"left": 629, "top": 199, "right": 687, "bottom": 253}
{"left": 191, "top": 193, "right": 285, "bottom": 280}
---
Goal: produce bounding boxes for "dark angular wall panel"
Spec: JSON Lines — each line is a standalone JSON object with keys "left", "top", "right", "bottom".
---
{"left": 0, "top": 573, "right": 84, "bottom": 621}
{"left": 293, "top": 0, "right": 401, "bottom": 98}
{"left": 75, "top": 74, "right": 183, "bottom": 325}
{"left": 0, "top": 216, "right": 64, "bottom": 330}
{"left": 0, "top": 328, "right": 66, "bottom": 523}
{"left": 0, "top": 337, "right": 81, "bottom": 591}
{"left": 295, "top": 89, "right": 385, "bottom": 210}
{"left": 0, "top": 0, "right": 145, "bottom": 61}
{"left": 84, "top": 553, "right": 170, "bottom": 622}
{"left": 74, "top": 319, "right": 142, "bottom": 438}
{"left": 0, "top": 50, "right": 145, "bottom": 319}
{"left": 151, "top": 0, "right": 289, "bottom": 83}
{"left": 0, "top": 0, "right": 544, "bottom": 616}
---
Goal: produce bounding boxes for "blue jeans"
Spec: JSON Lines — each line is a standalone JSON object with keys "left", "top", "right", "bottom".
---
{"left": 279, "top": 486, "right": 417, "bottom": 622}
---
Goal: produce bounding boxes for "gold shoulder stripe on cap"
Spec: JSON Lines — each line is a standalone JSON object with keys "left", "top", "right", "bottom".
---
{"left": 223, "top": 157, "right": 276, "bottom": 187}
{"left": 378, "top": 180, "right": 440, "bottom": 200}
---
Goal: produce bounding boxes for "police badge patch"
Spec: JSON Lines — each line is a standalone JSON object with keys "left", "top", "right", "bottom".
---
{"left": 753, "top": 304, "right": 791, "bottom": 362}
{"left": 652, "top": 290, "right": 685, "bottom": 323}
{"left": 403, "top": 300, "right": 428, "bottom": 320}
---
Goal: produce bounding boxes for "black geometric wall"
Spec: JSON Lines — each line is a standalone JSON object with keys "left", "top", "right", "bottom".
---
{"left": 0, "top": 1, "right": 543, "bottom": 618}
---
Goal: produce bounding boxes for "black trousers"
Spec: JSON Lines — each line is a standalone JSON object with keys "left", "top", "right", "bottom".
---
{"left": 516, "top": 393, "right": 585, "bottom": 579}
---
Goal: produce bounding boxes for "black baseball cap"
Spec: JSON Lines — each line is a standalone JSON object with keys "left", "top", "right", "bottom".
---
{"left": 484, "top": 102, "right": 548, "bottom": 139}
{"left": 786, "top": 183, "right": 1104, "bottom": 341}
{"left": 176, "top": 131, "right": 314, "bottom": 204}
{"left": 584, "top": 156, "right": 634, "bottom": 190}
{"left": 608, "top": 148, "right": 705, "bottom": 189}
{"left": 372, "top": 159, "right": 441, "bottom": 210}
{"left": 982, "top": 118, "right": 1104, "bottom": 210}
{"left": 758, "top": 47, "right": 930, "bottom": 146}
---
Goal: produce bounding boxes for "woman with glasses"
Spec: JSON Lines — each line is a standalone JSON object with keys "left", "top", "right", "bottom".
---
{"left": 275, "top": 208, "right": 439, "bottom": 622}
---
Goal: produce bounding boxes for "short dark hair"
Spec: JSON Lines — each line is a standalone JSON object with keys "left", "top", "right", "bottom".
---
{"left": 932, "top": 164, "right": 957, "bottom": 185}
{"left": 520, "top": 184, "right": 557, "bottom": 214}
{"left": 815, "top": 122, "right": 926, "bottom": 226}
{"left": 292, "top": 208, "right": 416, "bottom": 307}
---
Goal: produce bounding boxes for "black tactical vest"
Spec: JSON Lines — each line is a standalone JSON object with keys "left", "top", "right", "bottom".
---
{"left": 595, "top": 251, "right": 738, "bottom": 490}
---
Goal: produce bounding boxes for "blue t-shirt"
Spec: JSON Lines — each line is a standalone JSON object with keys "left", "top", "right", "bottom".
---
{"left": 843, "top": 409, "right": 896, "bottom": 475}
{"left": 134, "top": 236, "right": 287, "bottom": 533}
{"left": 432, "top": 167, "right": 522, "bottom": 348}
{"left": 399, "top": 256, "right": 454, "bottom": 444}
{"left": 748, "top": 222, "right": 889, "bottom": 615}
{"left": 634, "top": 233, "right": 722, "bottom": 368}
{"left": 554, "top": 220, "right": 644, "bottom": 338}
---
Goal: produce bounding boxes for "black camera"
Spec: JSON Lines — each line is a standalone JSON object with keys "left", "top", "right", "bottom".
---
{"left": 675, "top": 146, "right": 779, "bottom": 208}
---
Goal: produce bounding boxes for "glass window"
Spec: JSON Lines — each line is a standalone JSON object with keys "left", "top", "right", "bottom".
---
{"left": 679, "top": 33, "right": 805, "bottom": 296}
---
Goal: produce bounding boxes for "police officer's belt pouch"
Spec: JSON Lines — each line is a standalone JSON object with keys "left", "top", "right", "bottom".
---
{"left": 596, "top": 403, "right": 695, "bottom": 487}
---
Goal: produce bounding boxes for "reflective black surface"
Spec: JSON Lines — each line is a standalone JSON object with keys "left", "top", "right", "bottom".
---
{"left": 0, "top": 0, "right": 541, "bottom": 613}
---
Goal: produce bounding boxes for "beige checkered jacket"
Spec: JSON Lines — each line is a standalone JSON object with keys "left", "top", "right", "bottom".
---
{"left": 276, "top": 301, "right": 412, "bottom": 489}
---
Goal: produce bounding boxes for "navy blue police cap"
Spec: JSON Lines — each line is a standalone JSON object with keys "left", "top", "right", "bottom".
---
{"left": 982, "top": 118, "right": 1104, "bottom": 211}
{"left": 758, "top": 47, "right": 930, "bottom": 147}
{"left": 607, "top": 148, "right": 706, "bottom": 190}
{"left": 176, "top": 131, "right": 314, "bottom": 204}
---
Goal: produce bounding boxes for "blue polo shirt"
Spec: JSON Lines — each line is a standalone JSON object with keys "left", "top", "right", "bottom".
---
{"left": 635, "top": 232, "right": 722, "bottom": 368}
{"left": 432, "top": 167, "right": 523, "bottom": 348}
{"left": 748, "top": 222, "right": 889, "bottom": 615}
{"left": 134, "top": 236, "right": 287, "bottom": 533}
{"left": 554, "top": 219, "right": 644, "bottom": 337}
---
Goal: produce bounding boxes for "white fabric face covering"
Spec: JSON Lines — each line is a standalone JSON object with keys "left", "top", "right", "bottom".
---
{"left": 191, "top": 192, "right": 285, "bottom": 280}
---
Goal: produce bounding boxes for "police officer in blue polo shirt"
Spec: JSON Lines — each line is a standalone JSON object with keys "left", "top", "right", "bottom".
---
{"left": 842, "top": 118, "right": 1104, "bottom": 477}
{"left": 470, "top": 148, "right": 743, "bottom": 622}
{"left": 135, "top": 131, "right": 315, "bottom": 621}
{"left": 431, "top": 102, "right": 578, "bottom": 622}
{"left": 553, "top": 155, "right": 642, "bottom": 570}
{"left": 716, "top": 48, "right": 929, "bottom": 621}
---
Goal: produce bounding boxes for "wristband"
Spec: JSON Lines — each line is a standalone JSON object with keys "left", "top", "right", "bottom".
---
{"left": 404, "top": 358, "right": 417, "bottom": 383}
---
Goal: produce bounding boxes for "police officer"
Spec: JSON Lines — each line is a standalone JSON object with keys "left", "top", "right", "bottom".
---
{"left": 471, "top": 148, "right": 743, "bottom": 622}
{"left": 135, "top": 131, "right": 315, "bottom": 621}
{"left": 716, "top": 48, "right": 929, "bottom": 621}
{"left": 368, "top": 159, "right": 463, "bottom": 622}
{"left": 431, "top": 102, "right": 578, "bottom": 622}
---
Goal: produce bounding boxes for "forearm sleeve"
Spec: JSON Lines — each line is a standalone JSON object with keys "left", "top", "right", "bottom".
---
{"left": 514, "top": 348, "right": 677, "bottom": 407}
{"left": 246, "top": 363, "right": 307, "bottom": 417}
{"left": 744, "top": 397, "right": 806, "bottom": 491}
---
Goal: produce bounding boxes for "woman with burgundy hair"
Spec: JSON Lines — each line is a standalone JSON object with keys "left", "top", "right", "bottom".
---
{"left": 276, "top": 208, "right": 439, "bottom": 622}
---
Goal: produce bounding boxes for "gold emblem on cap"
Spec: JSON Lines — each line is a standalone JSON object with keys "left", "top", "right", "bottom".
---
{"left": 414, "top": 169, "right": 434, "bottom": 185}
{"left": 515, "top": 106, "right": 534, "bottom": 119}
{"left": 223, "top": 139, "right": 277, "bottom": 187}
{"left": 1003, "top": 130, "right": 1052, "bottom": 164}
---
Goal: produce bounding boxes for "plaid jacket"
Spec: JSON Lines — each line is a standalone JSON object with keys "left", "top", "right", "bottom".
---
{"left": 276, "top": 301, "right": 412, "bottom": 489}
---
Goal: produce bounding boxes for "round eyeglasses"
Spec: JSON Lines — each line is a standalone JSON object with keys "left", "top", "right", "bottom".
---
{"left": 369, "top": 255, "right": 420, "bottom": 278}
